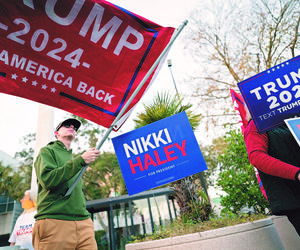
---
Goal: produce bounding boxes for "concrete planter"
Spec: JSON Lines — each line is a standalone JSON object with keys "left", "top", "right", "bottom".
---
{"left": 271, "top": 215, "right": 300, "bottom": 250}
{"left": 126, "top": 218, "right": 284, "bottom": 250}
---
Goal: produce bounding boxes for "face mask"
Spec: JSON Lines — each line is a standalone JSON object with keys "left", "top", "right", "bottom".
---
{"left": 22, "top": 199, "right": 34, "bottom": 210}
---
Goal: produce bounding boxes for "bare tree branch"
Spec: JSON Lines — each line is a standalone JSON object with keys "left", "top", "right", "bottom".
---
{"left": 185, "top": 0, "right": 300, "bottom": 138}
{"left": 290, "top": 11, "right": 300, "bottom": 57}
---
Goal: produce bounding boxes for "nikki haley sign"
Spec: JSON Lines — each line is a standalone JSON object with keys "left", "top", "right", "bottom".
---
{"left": 112, "top": 112, "right": 207, "bottom": 195}
{"left": 0, "top": 0, "right": 174, "bottom": 129}
{"left": 238, "top": 56, "right": 300, "bottom": 133}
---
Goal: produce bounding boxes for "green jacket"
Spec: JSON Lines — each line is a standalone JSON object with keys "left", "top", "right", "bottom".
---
{"left": 34, "top": 140, "right": 90, "bottom": 221}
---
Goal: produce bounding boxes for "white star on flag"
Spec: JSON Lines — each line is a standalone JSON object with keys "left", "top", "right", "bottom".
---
{"left": 51, "top": 88, "right": 56, "bottom": 93}
{"left": 32, "top": 81, "right": 38, "bottom": 86}
{"left": 22, "top": 77, "right": 28, "bottom": 83}
{"left": 11, "top": 73, "right": 17, "bottom": 79}
{"left": 41, "top": 84, "right": 47, "bottom": 90}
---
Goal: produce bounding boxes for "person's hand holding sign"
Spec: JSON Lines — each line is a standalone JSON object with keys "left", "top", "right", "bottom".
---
{"left": 81, "top": 148, "right": 100, "bottom": 164}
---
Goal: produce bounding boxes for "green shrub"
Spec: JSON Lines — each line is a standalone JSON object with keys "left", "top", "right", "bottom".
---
{"left": 216, "top": 129, "right": 269, "bottom": 214}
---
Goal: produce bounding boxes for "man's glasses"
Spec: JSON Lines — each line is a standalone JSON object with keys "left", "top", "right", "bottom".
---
{"left": 63, "top": 124, "right": 78, "bottom": 131}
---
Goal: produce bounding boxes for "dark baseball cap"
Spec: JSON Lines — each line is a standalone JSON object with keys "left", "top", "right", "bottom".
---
{"left": 55, "top": 118, "right": 81, "bottom": 132}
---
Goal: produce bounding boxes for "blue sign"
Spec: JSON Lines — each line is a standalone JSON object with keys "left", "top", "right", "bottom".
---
{"left": 112, "top": 112, "right": 207, "bottom": 196}
{"left": 285, "top": 117, "right": 300, "bottom": 147}
{"left": 238, "top": 56, "right": 300, "bottom": 133}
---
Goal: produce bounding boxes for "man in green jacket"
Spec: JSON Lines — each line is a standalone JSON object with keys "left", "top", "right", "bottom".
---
{"left": 32, "top": 118, "right": 100, "bottom": 250}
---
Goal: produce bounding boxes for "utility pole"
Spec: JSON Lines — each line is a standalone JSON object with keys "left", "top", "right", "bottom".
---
{"left": 31, "top": 104, "right": 54, "bottom": 195}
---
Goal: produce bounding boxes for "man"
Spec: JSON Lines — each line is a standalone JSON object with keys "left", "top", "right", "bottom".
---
{"left": 32, "top": 118, "right": 100, "bottom": 249}
{"left": 9, "top": 190, "right": 37, "bottom": 250}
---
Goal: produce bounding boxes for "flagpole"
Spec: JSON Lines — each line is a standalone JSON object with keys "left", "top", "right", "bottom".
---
{"left": 65, "top": 20, "right": 188, "bottom": 196}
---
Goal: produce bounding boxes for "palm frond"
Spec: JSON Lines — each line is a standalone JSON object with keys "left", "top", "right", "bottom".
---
{"left": 134, "top": 91, "right": 201, "bottom": 130}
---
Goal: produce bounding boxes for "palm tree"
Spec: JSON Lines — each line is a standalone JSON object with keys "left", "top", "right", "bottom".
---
{"left": 134, "top": 92, "right": 201, "bottom": 129}
{"left": 134, "top": 92, "right": 210, "bottom": 218}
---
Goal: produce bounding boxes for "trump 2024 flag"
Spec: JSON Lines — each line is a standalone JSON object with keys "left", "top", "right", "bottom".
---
{"left": 112, "top": 112, "right": 208, "bottom": 195}
{"left": 0, "top": 0, "right": 175, "bottom": 129}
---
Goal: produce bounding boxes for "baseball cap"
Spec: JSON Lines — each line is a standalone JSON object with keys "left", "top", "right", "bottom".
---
{"left": 55, "top": 118, "right": 81, "bottom": 132}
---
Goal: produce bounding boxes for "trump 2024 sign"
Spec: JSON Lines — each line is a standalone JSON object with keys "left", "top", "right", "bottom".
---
{"left": 112, "top": 112, "right": 207, "bottom": 195}
{"left": 238, "top": 56, "right": 300, "bottom": 133}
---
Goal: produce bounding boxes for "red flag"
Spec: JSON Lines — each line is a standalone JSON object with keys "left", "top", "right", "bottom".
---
{"left": 0, "top": 0, "right": 175, "bottom": 129}
{"left": 230, "top": 88, "right": 248, "bottom": 132}
{"left": 254, "top": 168, "right": 268, "bottom": 201}
{"left": 230, "top": 89, "right": 268, "bottom": 201}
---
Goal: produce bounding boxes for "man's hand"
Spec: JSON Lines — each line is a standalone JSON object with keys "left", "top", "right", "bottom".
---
{"left": 81, "top": 148, "right": 100, "bottom": 164}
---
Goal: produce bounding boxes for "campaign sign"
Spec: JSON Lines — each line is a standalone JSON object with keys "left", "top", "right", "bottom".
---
{"left": 284, "top": 117, "right": 300, "bottom": 147}
{"left": 238, "top": 56, "right": 300, "bottom": 133}
{"left": 112, "top": 112, "right": 207, "bottom": 196}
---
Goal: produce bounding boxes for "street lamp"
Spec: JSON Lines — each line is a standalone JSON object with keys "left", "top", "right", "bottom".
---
{"left": 167, "top": 59, "right": 179, "bottom": 95}
{"left": 167, "top": 59, "right": 210, "bottom": 202}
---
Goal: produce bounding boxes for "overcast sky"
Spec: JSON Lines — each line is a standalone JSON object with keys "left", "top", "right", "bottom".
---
{"left": 0, "top": 0, "right": 200, "bottom": 156}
